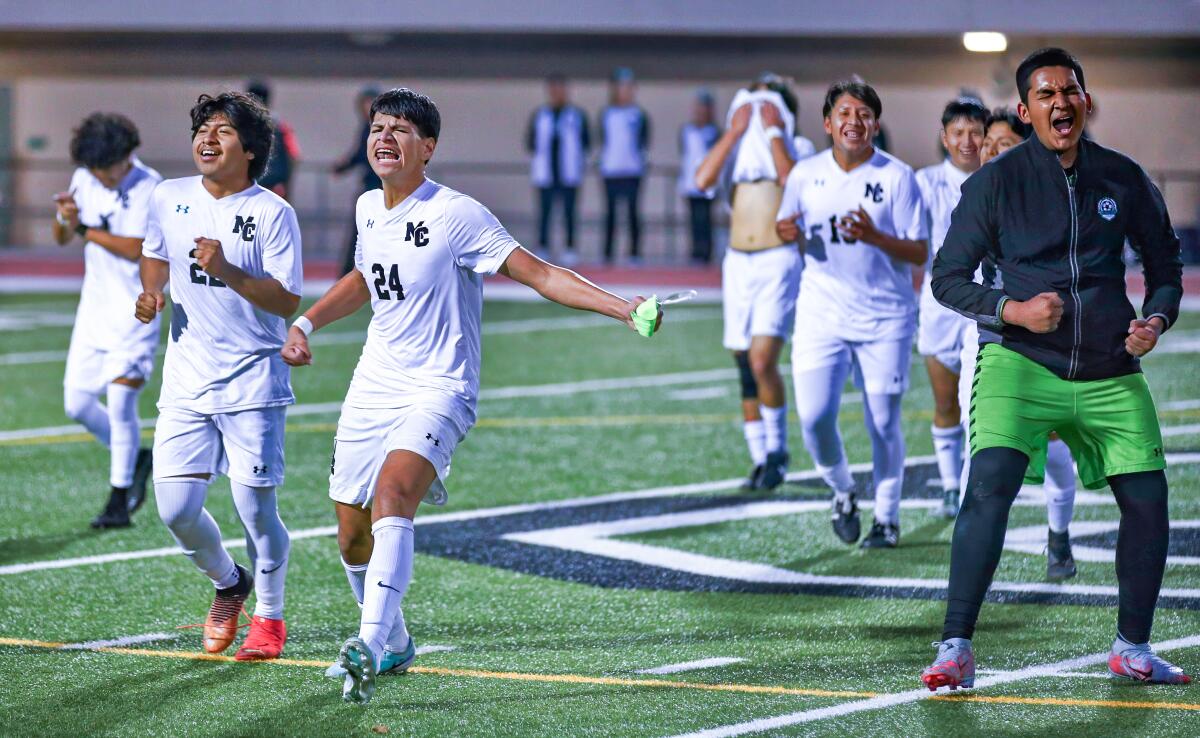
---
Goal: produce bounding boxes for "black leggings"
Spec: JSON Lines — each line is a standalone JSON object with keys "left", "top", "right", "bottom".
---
{"left": 943, "top": 446, "right": 1169, "bottom": 644}
{"left": 603, "top": 176, "right": 642, "bottom": 261}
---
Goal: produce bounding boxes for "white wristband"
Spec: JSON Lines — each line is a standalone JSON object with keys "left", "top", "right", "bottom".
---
{"left": 55, "top": 211, "right": 69, "bottom": 226}
{"left": 763, "top": 126, "right": 784, "bottom": 141}
{"left": 292, "top": 316, "right": 314, "bottom": 336}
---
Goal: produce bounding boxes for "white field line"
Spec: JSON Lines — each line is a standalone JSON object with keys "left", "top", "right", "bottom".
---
{"left": 61, "top": 632, "right": 177, "bottom": 650}
{"left": 1164, "top": 399, "right": 1200, "bottom": 411}
{"left": 414, "top": 644, "right": 457, "bottom": 656}
{"left": 5, "top": 451, "right": 1198, "bottom": 579}
{"left": 976, "top": 668, "right": 1110, "bottom": 679}
{"left": 668, "top": 386, "right": 730, "bottom": 401}
{"left": 666, "top": 633, "right": 1200, "bottom": 738}
{"left": 637, "top": 657, "right": 746, "bottom": 675}
{"left": 0, "top": 309, "right": 721, "bottom": 365}
{"left": 0, "top": 455, "right": 932, "bottom": 577}
{"left": 1163, "top": 424, "right": 1200, "bottom": 438}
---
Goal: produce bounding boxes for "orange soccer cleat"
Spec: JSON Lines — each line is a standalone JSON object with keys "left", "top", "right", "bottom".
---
{"left": 235, "top": 615, "right": 288, "bottom": 661}
{"left": 201, "top": 565, "right": 253, "bottom": 654}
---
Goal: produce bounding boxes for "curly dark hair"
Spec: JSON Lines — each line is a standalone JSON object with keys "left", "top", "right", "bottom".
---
{"left": 189, "top": 91, "right": 275, "bottom": 181}
{"left": 69, "top": 113, "right": 140, "bottom": 170}
{"left": 369, "top": 88, "right": 441, "bottom": 141}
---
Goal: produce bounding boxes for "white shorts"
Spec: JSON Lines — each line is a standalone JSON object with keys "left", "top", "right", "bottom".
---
{"left": 792, "top": 330, "right": 913, "bottom": 396}
{"left": 917, "top": 280, "right": 968, "bottom": 374}
{"left": 153, "top": 406, "right": 287, "bottom": 487}
{"left": 328, "top": 403, "right": 465, "bottom": 509}
{"left": 722, "top": 246, "right": 802, "bottom": 351}
{"left": 64, "top": 340, "right": 156, "bottom": 395}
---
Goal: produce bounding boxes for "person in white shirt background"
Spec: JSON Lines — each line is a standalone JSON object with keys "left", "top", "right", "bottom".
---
{"left": 914, "top": 95, "right": 989, "bottom": 520}
{"left": 136, "top": 91, "right": 302, "bottom": 663}
{"left": 526, "top": 73, "right": 590, "bottom": 266}
{"left": 776, "top": 80, "right": 928, "bottom": 550}
{"left": 280, "top": 88, "right": 662, "bottom": 705}
{"left": 677, "top": 88, "right": 720, "bottom": 265}
{"left": 693, "top": 73, "right": 814, "bottom": 493}
{"left": 52, "top": 112, "right": 161, "bottom": 530}
{"left": 598, "top": 67, "right": 651, "bottom": 265}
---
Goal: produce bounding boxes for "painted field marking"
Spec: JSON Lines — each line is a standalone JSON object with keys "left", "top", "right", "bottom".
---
{"left": 668, "top": 386, "right": 731, "bottom": 401}
{"left": 637, "top": 657, "right": 746, "bottom": 675}
{"left": 666, "top": 633, "right": 1200, "bottom": 737}
{"left": 1163, "top": 424, "right": 1200, "bottom": 438}
{"left": 976, "top": 668, "right": 1110, "bottom": 679}
{"left": 1, "top": 636, "right": 1196, "bottom": 715}
{"left": 61, "top": 632, "right": 177, "bottom": 650}
{"left": 415, "top": 645, "right": 457, "bottom": 656}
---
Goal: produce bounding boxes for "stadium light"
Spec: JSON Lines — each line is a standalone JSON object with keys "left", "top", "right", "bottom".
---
{"left": 962, "top": 32, "right": 1007, "bottom": 53}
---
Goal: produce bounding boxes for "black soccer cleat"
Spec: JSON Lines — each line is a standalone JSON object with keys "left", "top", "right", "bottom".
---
{"left": 831, "top": 494, "right": 861, "bottom": 544}
{"left": 128, "top": 448, "right": 153, "bottom": 514}
{"left": 90, "top": 488, "right": 131, "bottom": 529}
{"left": 739, "top": 464, "right": 764, "bottom": 492}
{"left": 860, "top": 520, "right": 900, "bottom": 549}
{"left": 758, "top": 451, "right": 789, "bottom": 491}
{"left": 1046, "top": 528, "right": 1077, "bottom": 582}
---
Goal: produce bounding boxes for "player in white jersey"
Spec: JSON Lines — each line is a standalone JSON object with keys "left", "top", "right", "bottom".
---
{"left": 280, "top": 89, "right": 661, "bottom": 705}
{"left": 136, "top": 92, "right": 301, "bottom": 661}
{"left": 693, "top": 73, "right": 813, "bottom": 491}
{"left": 915, "top": 97, "right": 988, "bottom": 519}
{"left": 776, "top": 81, "right": 928, "bottom": 549}
{"left": 52, "top": 114, "right": 160, "bottom": 529}
{"left": 956, "top": 109, "right": 1079, "bottom": 580}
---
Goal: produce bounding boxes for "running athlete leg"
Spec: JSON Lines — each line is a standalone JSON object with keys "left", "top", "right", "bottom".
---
{"left": 862, "top": 391, "right": 906, "bottom": 528}
{"left": 750, "top": 335, "right": 789, "bottom": 489}
{"left": 1109, "top": 470, "right": 1169, "bottom": 645}
{"left": 926, "top": 356, "right": 964, "bottom": 509}
{"left": 231, "top": 482, "right": 290, "bottom": 619}
{"left": 795, "top": 354, "right": 855, "bottom": 495}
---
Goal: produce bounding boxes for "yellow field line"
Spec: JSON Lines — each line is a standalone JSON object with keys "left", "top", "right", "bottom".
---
{"left": 0, "top": 414, "right": 738, "bottom": 447}
{"left": 0, "top": 636, "right": 871, "bottom": 699}
{"left": 3, "top": 637, "right": 1199, "bottom": 712}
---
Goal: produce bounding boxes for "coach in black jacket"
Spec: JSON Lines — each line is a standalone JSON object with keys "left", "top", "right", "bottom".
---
{"left": 921, "top": 48, "right": 1190, "bottom": 692}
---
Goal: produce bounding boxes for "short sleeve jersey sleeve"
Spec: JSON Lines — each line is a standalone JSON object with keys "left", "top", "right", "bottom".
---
{"left": 443, "top": 194, "right": 521, "bottom": 275}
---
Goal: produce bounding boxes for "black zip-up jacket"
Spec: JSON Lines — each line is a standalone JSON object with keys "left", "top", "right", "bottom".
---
{"left": 932, "top": 136, "right": 1183, "bottom": 380}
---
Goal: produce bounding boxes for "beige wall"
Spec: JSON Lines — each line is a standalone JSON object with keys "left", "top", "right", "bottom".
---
{"left": 10, "top": 75, "right": 1199, "bottom": 256}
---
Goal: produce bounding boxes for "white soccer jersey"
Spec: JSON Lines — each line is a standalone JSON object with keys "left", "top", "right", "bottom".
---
{"left": 778, "top": 149, "right": 927, "bottom": 341}
{"left": 141, "top": 176, "right": 303, "bottom": 413}
{"left": 915, "top": 158, "right": 971, "bottom": 272}
{"left": 70, "top": 158, "right": 162, "bottom": 351}
{"left": 344, "top": 180, "right": 521, "bottom": 430}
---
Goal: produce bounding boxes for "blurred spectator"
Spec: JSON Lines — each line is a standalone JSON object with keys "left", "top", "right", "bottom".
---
{"left": 678, "top": 89, "right": 720, "bottom": 264}
{"left": 599, "top": 67, "right": 650, "bottom": 265}
{"left": 526, "top": 73, "right": 589, "bottom": 265}
{"left": 333, "top": 85, "right": 382, "bottom": 276}
{"left": 246, "top": 80, "right": 301, "bottom": 200}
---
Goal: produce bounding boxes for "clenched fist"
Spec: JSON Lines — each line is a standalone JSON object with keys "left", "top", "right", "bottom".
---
{"left": 281, "top": 325, "right": 313, "bottom": 366}
{"left": 1002, "top": 291, "right": 1064, "bottom": 334}
{"left": 1125, "top": 318, "right": 1163, "bottom": 357}
{"left": 776, "top": 216, "right": 800, "bottom": 244}
{"left": 135, "top": 290, "right": 166, "bottom": 324}
{"left": 191, "top": 237, "right": 228, "bottom": 279}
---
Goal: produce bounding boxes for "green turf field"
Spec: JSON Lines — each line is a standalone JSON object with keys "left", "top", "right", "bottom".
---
{"left": 1, "top": 291, "right": 1198, "bottom": 737}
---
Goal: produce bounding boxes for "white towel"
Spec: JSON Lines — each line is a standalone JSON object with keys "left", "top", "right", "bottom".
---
{"left": 726, "top": 89, "right": 796, "bottom": 183}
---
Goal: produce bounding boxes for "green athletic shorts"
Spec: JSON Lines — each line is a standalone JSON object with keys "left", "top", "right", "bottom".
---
{"left": 969, "top": 343, "right": 1166, "bottom": 490}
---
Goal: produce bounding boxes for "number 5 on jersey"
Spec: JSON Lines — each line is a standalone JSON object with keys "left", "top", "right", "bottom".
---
{"left": 371, "top": 263, "right": 405, "bottom": 300}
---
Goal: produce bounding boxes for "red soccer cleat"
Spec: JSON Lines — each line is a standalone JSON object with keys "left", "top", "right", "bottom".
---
{"left": 235, "top": 615, "right": 287, "bottom": 661}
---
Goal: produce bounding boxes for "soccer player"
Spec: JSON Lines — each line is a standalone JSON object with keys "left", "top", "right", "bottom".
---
{"left": 923, "top": 48, "right": 1189, "bottom": 690}
{"left": 280, "top": 88, "right": 661, "bottom": 704}
{"left": 53, "top": 113, "right": 159, "bottom": 529}
{"left": 776, "top": 81, "right": 927, "bottom": 548}
{"left": 959, "top": 109, "right": 1080, "bottom": 581}
{"left": 693, "top": 73, "right": 812, "bottom": 491}
{"left": 915, "top": 97, "right": 987, "bottom": 519}
{"left": 135, "top": 91, "right": 301, "bottom": 662}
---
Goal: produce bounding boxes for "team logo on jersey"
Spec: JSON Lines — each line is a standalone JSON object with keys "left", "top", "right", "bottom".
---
{"left": 233, "top": 215, "right": 256, "bottom": 242}
{"left": 1098, "top": 197, "right": 1118, "bottom": 221}
{"left": 864, "top": 183, "right": 884, "bottom": 203}
{"left": 406, "top": 221, "right": 430, "bottom": 247}
{"left": 176, "top": 204, "right": 190, "bottom": 214}
{"left": 426, "top": 432, "right": 441, "bottom": 447}
{"left": 366, "top": 219, "right": 374, "bottom": 229}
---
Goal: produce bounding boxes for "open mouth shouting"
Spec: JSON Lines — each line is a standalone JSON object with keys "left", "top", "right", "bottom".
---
{"left": 1051, "top": 112, "right": 1076, "bottom": 138}
{"left": 374, "top": 145, "right": 400, "bottom": 163}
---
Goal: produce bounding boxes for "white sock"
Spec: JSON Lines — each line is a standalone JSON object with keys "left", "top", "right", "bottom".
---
{"left": 1044, "top": 439, "right": 1077, "bottom": 534}
{"left": 359, "top": 517, "right": 414, "bottom": 662}
{"left": 343, "top": 559, "right": 408, "bottom": 650}
{"left": 760, "top": 404, "right": 788, "bottom": 455}
{"left": 155, "top": 479, "right": 237, "bottom": 587}
{"left": 342, "top": 558, "right": 368, "bottom": 605}
{"left": 864, "top": 393, "right": 905, "bottom": 526}
{"left": 817, "top": 457, "right": 855, "bottom": 498}
{"left": 231, "top": 483, "right": 290, "bottom": 619}
{"left": 106, "top": 384, "right": 141, "bottom": 488}
{"left": 743, "top": 420, "right": 767, "bottom": 466}
{"left": 64, "top": 387, "right": 110, "bottom": 447}
{"left": 931, "top": 424, "right": 964, "bottom": 493}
